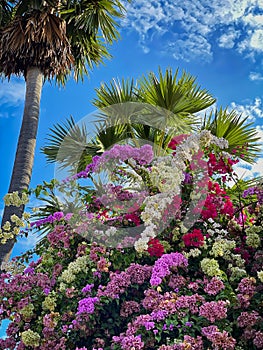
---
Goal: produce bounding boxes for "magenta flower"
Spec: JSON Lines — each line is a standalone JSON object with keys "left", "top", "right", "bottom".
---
{"left": 150, "top": 252, "right": 188, "bottom": 286}
{"left": 77, "top": 297, "right": 99, "bottom": 315}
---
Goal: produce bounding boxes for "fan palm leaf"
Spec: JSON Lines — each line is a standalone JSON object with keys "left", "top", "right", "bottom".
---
{"left": 42, "top": 116, "right": 101, "bottom": 172}
{"left": 138, "top": 67, "right": 216, "bottom": 126}
{"left": 201, "top": 108, "right": 261, "bottom": 163}
{"left": 43, "top": 68, "right": 216, "bottom": 170}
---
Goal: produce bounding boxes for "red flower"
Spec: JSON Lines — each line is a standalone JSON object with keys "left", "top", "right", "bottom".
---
{"left": 147, "top": 238, "right": 164, "bottom": 257}
{"left": 168, "top": 134, "right": 189, "bottom": 150}
{"left": 124, "top": 213, "right": 141, "bottom": 226}
{"left": 182, "top": 229, "right": 204, "bottom": 247}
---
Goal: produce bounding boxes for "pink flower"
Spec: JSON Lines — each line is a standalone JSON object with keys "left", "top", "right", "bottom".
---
{"left": 199, "top": 300, "right": 228, "bottom": 322}
{"left": 204, "top": 277, "right": 225, "bottom": 295}
{"left": 237, "top": 311, "right": 260, "bottom": 328}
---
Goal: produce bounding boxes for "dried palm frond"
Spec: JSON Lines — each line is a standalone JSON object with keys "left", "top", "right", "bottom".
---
{"left": 0, "top": 9, "right": 74, "bottom": 79}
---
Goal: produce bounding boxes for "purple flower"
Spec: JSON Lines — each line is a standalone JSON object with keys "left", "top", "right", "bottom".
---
{"left": 120, "top": 335, "right": 144, "bottom": 350}
{"left": 64, "top": 213, "right": 73, "bottom": 221}
{"left": 81, "top": 284, "right": 94, "bottom": 294}
{"left": 77, "top": 297, "right": 99, "bottom": 315}
{"left": 199, "top": 300, "right": 228, "bottom": 322}
{"left": 53, "top": 211, "right": 64, "bottom": 221}
{"left": 204, "top": 277, "right": 225, "bottom": 295}
{"left": 143, "top": 321, "right": 155, "bottom": 330}
{"left": 183, "top": 172, "right": 192, "bottom": 184}
{"left": 43, "top": 288, "right": 51, "bottom": 295}
{"left": 24, "top": 267, "right": 34, "bottom": 274}
{"left": 150, "top": 309, "right": 169, "bottom": 321}
{"left": 243, "top": 187, "right": 257, "bottom": 198}
{"left": 150, "top": 252, "right": 188, "bottom": 286}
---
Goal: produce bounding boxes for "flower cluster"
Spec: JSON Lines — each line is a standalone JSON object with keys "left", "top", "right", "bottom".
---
{"left": 182, "top": 229, "right": 204, "bottom": 248}
{"left": 1, "top": 132, "right": 263, "bottom": 350}
{"left": 4, "top": 191, "right": 29, "bottom": 207}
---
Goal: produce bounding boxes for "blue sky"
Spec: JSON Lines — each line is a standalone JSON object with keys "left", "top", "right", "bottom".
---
{"left": 0, "top": 0, "right": 263, "bottom": 258}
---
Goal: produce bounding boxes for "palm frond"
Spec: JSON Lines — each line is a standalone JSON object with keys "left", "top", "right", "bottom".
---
{"left": 201, "top": 108, "right": 262, "bottom": 163}
{"left": 0, "top": 0, "right": 13, "bottom": 26}
{"left": 95, "top": 121, "right": 130, "bottom": 149}
{"left": 0, "top": 9, "right": 73, "bottom": 79}
{"left": 41, "top": 116, "right": 100, "bottom": 171}
{"left": 93, "top": 77, "right": 137, "bottom": 108}
{"left": 138, "top": 67, "right": 216, "bottom": 122}
{"left": 72, "top": 0, "right": 125, "bottom": 44}
{"left": 226, "top": 176, "right": 263, "bottom": 205}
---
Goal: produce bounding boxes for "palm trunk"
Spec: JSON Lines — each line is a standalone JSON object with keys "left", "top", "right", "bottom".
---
{"left": 0, "top": 67, "right": 43, "bottom": 270}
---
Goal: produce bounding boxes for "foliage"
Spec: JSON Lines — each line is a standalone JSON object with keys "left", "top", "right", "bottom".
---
{"left": 42, "top": 68, "right": 261, "bottom": 172}
{"left": 201, "top": 108, "right": 261, "bottom": 163}
{"left": 1, "top": 130, "right": 263, "bottom": 349}
{"left": 0, "top": 0, "right": 126, "bottom": 82}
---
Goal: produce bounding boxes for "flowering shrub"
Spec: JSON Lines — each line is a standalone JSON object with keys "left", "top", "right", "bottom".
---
{"left": 0, "top": 131, "right": 263, "bottom": 350}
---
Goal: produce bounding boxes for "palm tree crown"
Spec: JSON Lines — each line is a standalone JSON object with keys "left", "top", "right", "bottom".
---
{"left": 43, "top": 68, "right": 261, "bottom": 173}
{"left": 0, "top": 0, "right": 125, "bottom": 81}
{"left": 42, "top": 67, "right": 217, "bottom": 170}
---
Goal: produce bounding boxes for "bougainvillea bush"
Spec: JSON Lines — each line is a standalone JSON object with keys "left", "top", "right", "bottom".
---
{"left": 0, "top": 130, "right": 263, "bottom": 350}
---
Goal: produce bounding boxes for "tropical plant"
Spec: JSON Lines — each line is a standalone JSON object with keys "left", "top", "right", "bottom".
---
{"left": 1, "top": 131, "right": 263, "bottom": 349}
{"left": 42, "top": 67, "right": 261, "bottom": 173}
{"left": 201, "top": 108, "right": 261, "bottom": 163}
{"left": 42, "top": 67, "right": 216, "bottom": 170}
{"left": 0, "top": 0, "right": 127, "bottom": 268}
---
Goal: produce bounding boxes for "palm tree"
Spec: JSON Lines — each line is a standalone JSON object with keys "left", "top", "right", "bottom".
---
{"left": 42, "top": 67, "right": 217, "bottom": 169}
{"left": 0, "top": 0, "right": 126, "bottom": 268}
{"left": 43, "top": 68, "right": 261, "bottom": 170}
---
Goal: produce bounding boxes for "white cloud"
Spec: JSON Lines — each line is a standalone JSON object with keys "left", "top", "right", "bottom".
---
{"left": 0, "top": 79, "right": 25, "bottom": 106}
{"left": 15, "top": 231, "right": 39, "bottom": 252}
{"left": 243, "top": 13, "right": 263, "bottom": 27}
{"left": 218, "top": 30, "right": 240, "bottom": 49}
{"left": 250, "top": 29, "right": 263, "bottom": 51}
{"left": 122, "top": 0, "right": 263, "bottom": 62}
{"left": 168, "top": 34, "right": 213, "bottom": 62}
{"left": 229, "top": 97, "right": 263, "bottom": 122}
{"left": 249, "top": 72, "right": 263, "bottom": 81}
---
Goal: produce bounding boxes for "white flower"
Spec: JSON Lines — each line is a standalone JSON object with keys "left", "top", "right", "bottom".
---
{"left": 257, "top": 270, "right": 263, "bottom": 283}
{"left": 134, "top": 238, "right": 149, "bottom": 252}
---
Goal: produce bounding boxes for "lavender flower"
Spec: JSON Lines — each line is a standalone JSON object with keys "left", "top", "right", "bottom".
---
{"left": 77, "top": 297, "right": 99, "bottom": 315}
{"left": 150, "top": 253, "right": 188, "bottom": 286}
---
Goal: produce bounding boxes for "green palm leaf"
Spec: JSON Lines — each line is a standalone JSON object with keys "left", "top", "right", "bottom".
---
{"left": 201, "top": 108, "right": 261, "bottom": 163}
{"left": 138, "top": 67, "right": 216, "bottom": 124}
{"left": 42, "top": 116, "right": 101, "bottom": 172}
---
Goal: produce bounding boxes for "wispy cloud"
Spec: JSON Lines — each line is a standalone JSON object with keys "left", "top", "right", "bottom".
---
{"left": 229, "top": 97, "right": 263, "bottom": 122}
{"left": 14, "top": 231, "right": 39, "bottom": 254}
{"left": 122, "top": 0, "right": 263, "bottom": 62}
{"left": 249, "top": 72, "right": 263, "bottom": 81}
{"left": 218, "top": 30, "right": 241, "bottom": 49}
{"left": 0, "top": 79, "right": 25, "bottom": 106}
